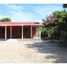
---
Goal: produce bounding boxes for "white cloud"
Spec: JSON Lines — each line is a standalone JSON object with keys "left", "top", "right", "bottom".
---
{"left": 0, "top": 15, "right": 10, "bottom": 19}
{"left": 1, "top": 4, "right": 54, "bottom": 22}
{"left": 9, "top": 10, "right": 41, "bottom": 22}
{"left": 32, "top": 6, "right": 52, "bottom": 17}
{"left": 5, "top": 4, "right": 25, "bottom": 12}
{"left": 4, "top": 4, "right": 41, "bottom": 22}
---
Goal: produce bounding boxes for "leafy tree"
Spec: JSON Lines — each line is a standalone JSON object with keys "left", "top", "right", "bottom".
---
{"left": 42, "top": 15, "right": 59, "bottom": 39}
{"left": 42, "top": 10, "right": 67, "bottom": 40}
{"left": 42, "top": 15, "right": 58, "bottom": 27}
{"left": 0, "top": 17, "right": 11, "bottom": 22}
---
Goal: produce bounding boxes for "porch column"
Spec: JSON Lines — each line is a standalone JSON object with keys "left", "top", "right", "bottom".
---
{"left": 35, "top": 27, "right": 39, "bottom": 39}
{"left": 5, "top": 26, "right": 7, "bottom": 39}
{"left": 22, "top": 26, "right": 23, "bottom": 39}
{"left": 31, "top": 26, "right": 32, "bottom": 38}
{"left": 35, "top": 26, "right": 41, "bottom": 39}
{"left": 10, "top": 26, "right": 12, "bottom": 38}
{"left": 38, "top": 26, "right": 41, "bottom": 39}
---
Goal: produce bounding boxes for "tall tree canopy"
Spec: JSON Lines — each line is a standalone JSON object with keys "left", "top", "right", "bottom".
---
{"left": 42, "top": 10, "right": 67, "bottom": 40}
{"left": 0, "top": 17, "right": 11, "bottom": 22}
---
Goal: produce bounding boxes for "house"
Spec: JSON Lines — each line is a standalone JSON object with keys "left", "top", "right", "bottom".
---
{"left": 0, "top": 22, "right": 41, "bottom": 39}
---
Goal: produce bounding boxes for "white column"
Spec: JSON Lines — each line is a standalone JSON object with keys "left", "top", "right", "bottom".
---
{"left": 34, "top": 26, "right": 41, "bottom": 39}
{"left": 38, "top": 26, "right": 41, "bottom": 39}
{"left": 5, "top": 26, "right": 7, "bottom": 39}
{"left": 31, "top": 26, "right": 32, "bottom": 38}
{"left": 35, "top": 27, "right": 39, "bottom": 39}
{"left": 10, "top": 26, "right": 12, "bottom": 38}
{"left": 22, "top": 26, "right": 23, "bottom": 39}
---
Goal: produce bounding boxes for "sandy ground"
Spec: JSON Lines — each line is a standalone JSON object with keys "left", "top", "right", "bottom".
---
{"left": 0, "top": 39, "right": 67, "bottom": 63}
{"left": 0, "top": 39, "right": 46, "bottom": 63}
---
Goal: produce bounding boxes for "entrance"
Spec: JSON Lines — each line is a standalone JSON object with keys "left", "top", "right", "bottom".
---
{"left": 0, "top": 26, "right": 5, "bottom": 39}
{"left": 12, "top": 26, "right": 22, "bottom": 38}
{"left": 7, "top": 26, "right": 22, "bottom": 38}
{"left": 7, "top": 26, "right": 10, "bottom": 39}
{"left": 23, "top": 26, "right": 31, "bottom": 38}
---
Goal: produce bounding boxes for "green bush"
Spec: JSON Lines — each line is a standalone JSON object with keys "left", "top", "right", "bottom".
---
{"left": 60, "top": 31, "right": 67, "bottom": 40}
{"left": 41, "top": 31, "right": 48, "bottom": 37}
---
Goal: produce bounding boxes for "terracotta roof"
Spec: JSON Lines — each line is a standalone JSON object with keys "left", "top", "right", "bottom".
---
{"left": 0, "top": 22, "right": 40, "bottom": 26}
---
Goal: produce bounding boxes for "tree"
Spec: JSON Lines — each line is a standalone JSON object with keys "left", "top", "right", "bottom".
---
{"left": 42, "top": 15, "right": 59, "bottom": 39}
{"left": 42, "top": 10, "right": 67, "bottom": 40}
{"left": 0, "top": 17, "right": 11, "bottom": 22}
{"left": 42, "top": 15, "right": 58, "bottom": 27}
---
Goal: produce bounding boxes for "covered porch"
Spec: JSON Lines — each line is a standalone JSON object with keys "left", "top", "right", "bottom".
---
{"left": 0, "top": 22, "right": 41, "bottom": 39}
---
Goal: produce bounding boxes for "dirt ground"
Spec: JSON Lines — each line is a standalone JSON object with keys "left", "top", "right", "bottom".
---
{"left": 0, "top": 39, "right": 67, "bottom": 63}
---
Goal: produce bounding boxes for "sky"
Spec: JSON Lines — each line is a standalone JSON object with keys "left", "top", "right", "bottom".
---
{"left": 0, "top": 4, "right": 64, "bottom": 23}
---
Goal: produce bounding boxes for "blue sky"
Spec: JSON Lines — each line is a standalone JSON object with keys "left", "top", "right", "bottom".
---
{"left": 0, "top": 4, "right": 64, "bottom": 23}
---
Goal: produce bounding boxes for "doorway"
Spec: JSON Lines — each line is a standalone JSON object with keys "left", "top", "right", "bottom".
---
{"left": 23, "top": 26, "right": 31, "bottom": 38}
{"left": 0, "top": 26, "right": 5, "bottom": 39}
{"left": 7, "top": 26, "right": 10, "bottom": 39}
{"left": 12, "top": 26, "right": 22, "bottom": 38}
{"left": 7, "top": 26, "right": 22, "bottom": 39}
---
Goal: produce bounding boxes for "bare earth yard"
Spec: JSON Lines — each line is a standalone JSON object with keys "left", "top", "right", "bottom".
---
{"left": 0, "top": 39, "right": 67, "bottom": 63}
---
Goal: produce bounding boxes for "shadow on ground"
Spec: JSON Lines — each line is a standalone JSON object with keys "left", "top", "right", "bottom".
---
{"left": 26, "top": 40, "right": 67, "bottom": 63}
